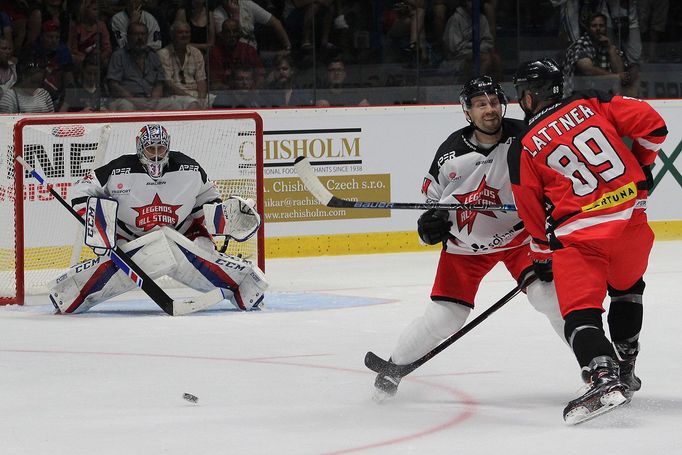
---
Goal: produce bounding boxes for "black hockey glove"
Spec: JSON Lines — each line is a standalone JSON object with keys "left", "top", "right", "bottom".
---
{"left": 417, "top": 209, "right": 452, "bottom": 245}
{"left": 532, "top": 258, "right": 554, "bottom": 282}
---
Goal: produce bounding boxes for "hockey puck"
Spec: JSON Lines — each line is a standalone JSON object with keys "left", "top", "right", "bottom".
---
{"left": 183, "top": 393, "right": 199, "bottom": 404}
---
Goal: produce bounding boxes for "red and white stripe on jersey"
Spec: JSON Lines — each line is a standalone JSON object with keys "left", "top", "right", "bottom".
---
{"left": 510, "top": 92, "right": 668, "bottom": 246}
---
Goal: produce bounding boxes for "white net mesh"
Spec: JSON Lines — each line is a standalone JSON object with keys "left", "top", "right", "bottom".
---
{"left": 0, "top": 113, "right": 263, "bottom": 300}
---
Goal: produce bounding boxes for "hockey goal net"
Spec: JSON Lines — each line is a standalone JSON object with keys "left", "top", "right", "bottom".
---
{"left": 0, "top": 111, "right": 264, "bottom": 305}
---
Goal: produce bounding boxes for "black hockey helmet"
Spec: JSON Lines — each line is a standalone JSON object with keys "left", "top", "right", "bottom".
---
{"left": 459, "top": 75, "right": 508, "bottom": 109}
{"left": 513, "top": 59, "right": 563, "bottom": 103}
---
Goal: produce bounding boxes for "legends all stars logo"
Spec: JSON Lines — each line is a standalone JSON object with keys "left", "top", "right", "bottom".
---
{"left": 133, "top": 194, "right": 181, "bottom": 231}
{"left": 453, "top": 177, "right": 501, "bottom": 233}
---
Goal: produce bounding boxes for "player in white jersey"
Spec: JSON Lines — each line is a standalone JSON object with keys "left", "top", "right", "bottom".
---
{"left": 48, "top": 124, "right": 267, "bottom": 314}
{"left": 373, "top": 76, "right": 565, "bottom": 400}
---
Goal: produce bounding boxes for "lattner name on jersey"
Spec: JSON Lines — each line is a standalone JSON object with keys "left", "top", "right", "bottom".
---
{"left": 524, "top": 104, "right": 596, "bottom": 156}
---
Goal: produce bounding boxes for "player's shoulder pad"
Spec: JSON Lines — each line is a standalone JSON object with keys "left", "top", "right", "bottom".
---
{"left": 507, "top": 138, "right": 523, "bottom": 185}
{"left": 95, "top": 154, "right": 145, "bottom": 185}
{"left": 569, "top": 89, "right": 614, "bottom": 103}
{"left": 441, "top": 124, "right": 478, "bottom": 157}
{"left": 166, "top": 151, "right": 209, "bottom": 182}
{"left": 501, "top": 118, "right": 528, "bottom": 140}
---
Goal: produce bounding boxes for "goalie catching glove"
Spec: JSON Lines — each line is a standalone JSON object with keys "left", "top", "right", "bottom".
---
{"left": 204, "top": 196, "right": 260, "bottom": 242}
{"left": 84, "top": 197, "right": 118, "bottom": 255}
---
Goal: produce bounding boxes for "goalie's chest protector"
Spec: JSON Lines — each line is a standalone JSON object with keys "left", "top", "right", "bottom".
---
{"left": 95, "top": 152, "right": 213, "bottom": 238}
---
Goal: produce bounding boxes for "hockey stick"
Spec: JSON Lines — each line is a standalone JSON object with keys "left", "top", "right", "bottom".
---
{"left": 293, "top": 156, "right": 517, "bottom": 211}
{"left": 16, "top": 155, "right": 225, "bottom": 316}
{"left": 70, "top": 124, "right": 111, "bottom": 266}
{"left": 364, "top": 274, "right": 536, "bottom": 378}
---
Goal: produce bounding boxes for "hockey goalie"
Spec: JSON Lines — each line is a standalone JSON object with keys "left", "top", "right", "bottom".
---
{"left": 48, "top": 123, "right": 267, "bottom": 314}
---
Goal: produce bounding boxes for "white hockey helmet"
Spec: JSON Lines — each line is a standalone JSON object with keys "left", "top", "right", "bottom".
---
{"left": 136, "top": 124, "right": 170, "bottom": 179}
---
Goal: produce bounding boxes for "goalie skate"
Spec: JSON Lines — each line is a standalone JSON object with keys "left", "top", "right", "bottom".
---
{"left": 563, "top": 356, "right": 628, "bottom": 425}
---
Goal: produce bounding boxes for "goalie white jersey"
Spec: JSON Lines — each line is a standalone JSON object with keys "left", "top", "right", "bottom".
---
{"left": 423, "top": 119, "right": 530, "bottom": 255}
{"left": 71, "top": 151, "right": 221, "bottom": 241}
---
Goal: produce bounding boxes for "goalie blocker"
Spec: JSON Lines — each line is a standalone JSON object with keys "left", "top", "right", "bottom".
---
{"left": 49, "top": 226, "right": 267, "bottom": 314}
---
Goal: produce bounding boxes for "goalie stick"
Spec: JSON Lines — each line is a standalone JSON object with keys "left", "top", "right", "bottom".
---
{"left": 70, "top": 124, "right": 111, "bottom": 266}
{"left": 364, "top": 274, "right": 536, "bottom": 378}
{"left": 15, "top": 155, "right": 225, "bottom": 316}
{"left": 293, "top": 156, "right": 517, "bottom": 212}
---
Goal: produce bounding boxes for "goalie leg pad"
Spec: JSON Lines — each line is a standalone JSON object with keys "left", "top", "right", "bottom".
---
{"left": 49, "top": 230, "right": 177, "bottom": 313}
{"left": 161, "top": 226, "right": 268, "bottom": 311}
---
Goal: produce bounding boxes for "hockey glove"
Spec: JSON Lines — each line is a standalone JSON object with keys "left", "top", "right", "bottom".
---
{"left": 417, "top": 209, "right": 452, "bottom": 245}
{"left": 203, "top": 196, "right": 261, "bottom": 242}
{"left": 532, "top": 258, "right": 554, "bottom": 282}
{"left": 84, "top": 197, "right": 118, "bottom": 256}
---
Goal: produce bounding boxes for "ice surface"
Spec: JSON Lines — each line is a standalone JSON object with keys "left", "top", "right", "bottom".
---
{"left": 1, "top": 241, "right": 681, "bottom": 454}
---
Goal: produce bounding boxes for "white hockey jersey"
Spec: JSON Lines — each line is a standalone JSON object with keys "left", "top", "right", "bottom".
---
{"left": 422, "top": 119, "right": 530, "bottom": 255}
{"left": 70, "top": 151, "right": 221, "bottom": 242}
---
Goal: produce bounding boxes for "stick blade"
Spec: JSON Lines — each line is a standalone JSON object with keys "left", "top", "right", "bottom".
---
{"left": 293, "top": 157, "right": 333, "bottom": 205}
{"left": 364, "top": 351, "right": 393, "bottom": 373}
{"left": 172, "top": 289, "right": 225, "bottom": 316}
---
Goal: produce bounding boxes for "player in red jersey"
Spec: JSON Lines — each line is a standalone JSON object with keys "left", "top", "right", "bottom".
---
{"left": 508, "top": 59, "right": 668, "bottom": 424}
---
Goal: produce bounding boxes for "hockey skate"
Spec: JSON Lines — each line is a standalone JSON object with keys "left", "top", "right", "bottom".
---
{"left": 563, "top": 356, "right": 629, "bottom": 425}
{"left": 615, "top": 341, "right": 641, "bottom": 399}
{"left": 372, "top": 372, "right": 401, "bottom": 403}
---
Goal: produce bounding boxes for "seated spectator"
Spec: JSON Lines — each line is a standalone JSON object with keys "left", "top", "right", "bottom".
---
{"left": 0, "top": 60, "right": 54, "bottom": 113}
{"left": 26, "top": 0, "right": 71, "bottom": 50}
{"left": 398, "top": 0, "right": 426, "bottom": 56}
{"left": 174, "top": 0, "right": 215, "bottom": 53}
{"left": 0, "top": 0, "right": 30, "bottom": 54}
{"left": 264, "top": 54, "right": 312, "bottom": 106}
{"left": 429, "top": 0, "right": 457, "bottom": 56}
{"left": 442, "top": 0, "right": 500, "bottom": 79}
{"left": 213, "top": 65, "right": 263, "bottom": 108}
{"left": 144, "top": 0, "right": 174, "bottom": 48}
{"left": 316, "top": 57, "right": 369, "bottom": 106}
{"left": 213, "top": 0, "right": 291, "bottom": 51}
{"left": 0, "top": 11, "right": 12, "bottom": 50}
{"left": 23, "top": 19, "right": 75, "bottom": 110}
{"left": 111, "top": 0, "right": 163, "bottom": 51}
{"left": 158, "top": 21, "right": 209, "bottom": 109}
{"left": 68, "top": 0, "right": 112, "bottom": 69}
{"left": 597, "top": 0, "right": 641, "bottom": 66}
{"left": 0, "top": 38, "right": 17, "bottom": 97}
{"left": 209, "top": 18, "right": 264, "bottom": 91}
{"left": 106, "top": 21, "right": 175, "bottom": 111}
{"left": 283, "top": 0, "right": 334, "bottom": 51}
{"left": 60, "top": 53, "right": 102, "bottom": 111}
{"left": 563, "top": 11, "right": 639, "bottom": 97}
{"left": 638, "top": 0, "right": 668, "bottom": 62}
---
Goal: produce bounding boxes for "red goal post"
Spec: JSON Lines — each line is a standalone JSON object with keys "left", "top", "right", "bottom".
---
{"left": 0, "top": 111, "right": 264, "bottom": 305}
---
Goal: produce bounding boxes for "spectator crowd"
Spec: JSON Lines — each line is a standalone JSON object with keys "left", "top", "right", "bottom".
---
{"left": 0, "top": 0, "right": 679, "bottom": 113}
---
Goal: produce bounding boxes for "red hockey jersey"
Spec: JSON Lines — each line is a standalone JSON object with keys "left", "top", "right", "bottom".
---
{"left": 508, "top": 91, "right": 667, "bottom": 255}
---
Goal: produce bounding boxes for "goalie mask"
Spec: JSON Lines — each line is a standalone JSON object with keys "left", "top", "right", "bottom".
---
{"left": 136, "top": 124, "right": 170, "bottom": 179}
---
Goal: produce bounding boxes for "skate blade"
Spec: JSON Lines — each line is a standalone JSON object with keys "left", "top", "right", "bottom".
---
{"left": 564, "top": 390, "right": 628, "bottom": 425}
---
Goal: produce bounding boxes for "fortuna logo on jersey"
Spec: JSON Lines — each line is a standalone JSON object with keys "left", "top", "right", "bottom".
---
{"left": 453, "top": 176, "right": 501, "bottom": 233}
{"left": 132, "top": 194, "right": 182, "bottom": 231}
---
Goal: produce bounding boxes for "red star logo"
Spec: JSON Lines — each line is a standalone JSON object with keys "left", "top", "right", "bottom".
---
{"left": 132, "top": 194, "right": 182, "bottom": 231}
{"left": 453, "top": 177, "right": 502, "bottom": 234}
